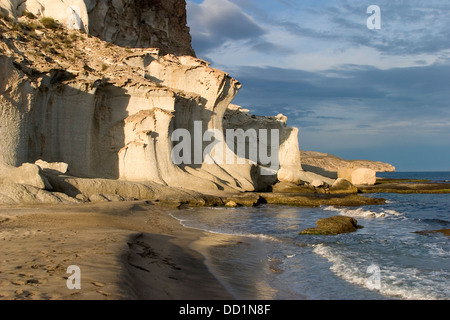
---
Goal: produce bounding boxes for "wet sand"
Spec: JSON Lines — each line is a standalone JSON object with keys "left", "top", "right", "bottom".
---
{"left": 0, "top": 201, "right": 239, "bottom": 300}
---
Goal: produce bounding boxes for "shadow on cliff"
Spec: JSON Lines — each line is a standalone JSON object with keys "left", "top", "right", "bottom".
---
{"left": 28, "top": 72, "right": 130, "bottom": 180}
{"left": 20, "top": 66, "right": 281, "bottom": 192}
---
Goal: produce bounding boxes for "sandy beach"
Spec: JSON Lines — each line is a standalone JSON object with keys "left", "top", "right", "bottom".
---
{"left": 0, "top": 201, "right": 239, "bottom": 300}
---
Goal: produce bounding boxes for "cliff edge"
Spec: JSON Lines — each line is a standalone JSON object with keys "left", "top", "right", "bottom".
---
{"left": 0, "top": 0, "right": 195, "bottom": 56}
{"left": 0, "top": 2, "right": 306, "bottom": 204}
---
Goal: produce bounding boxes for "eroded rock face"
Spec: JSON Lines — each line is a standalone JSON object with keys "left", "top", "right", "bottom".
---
{"left": 0, "top": 0, "right": 195, "bottom": 56}
{"left": 223, "top": 105, "right": 302, "bottom": 185}
{"left": 0, "top": 14, "right": 298, "bottom": 197}
{"left": 88, "top": 0, "right": 195, "bottom": 55}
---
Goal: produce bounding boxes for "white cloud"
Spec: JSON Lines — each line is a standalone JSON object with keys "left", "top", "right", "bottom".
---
{"left": 187, "top": 0, "right": 266, "bottom": 54}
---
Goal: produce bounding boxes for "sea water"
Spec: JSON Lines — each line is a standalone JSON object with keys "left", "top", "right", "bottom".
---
{"left": 171, "top": 172, "right": 450, "bottom": 300}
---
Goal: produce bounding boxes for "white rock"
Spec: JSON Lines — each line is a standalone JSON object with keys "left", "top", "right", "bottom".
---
{"left": 225, "top": 201, "right": 238, "bottom": 208}
{"left": 32, "top": 0, "right": 89, "bottom": 32}
{"left": 338, "top": 167, "right": 377, "bottom": 186}
{"left": 277, "top": 167, "right": 302, "bottom": 184}
{"left": 0, "top": 163, "right": 51, "bottom": 189}
{"left": 35, "top": 159, "right": 68, "bottom": 175}
{"left": 0, "top": 183, "right": 79, "bottom": 204}
{"left": 311, "top": 179, "right": 325, "bottom": 188}
{"left": 0, "top": 3, "right": 307, "bottom": 199}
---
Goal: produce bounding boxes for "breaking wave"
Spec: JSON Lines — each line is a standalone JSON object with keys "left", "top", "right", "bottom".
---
{"left": 323, "top": 206, "right": 404, "bottom": 219}
{"left": 313, "top": 244, "right": 448, "bottom": 300}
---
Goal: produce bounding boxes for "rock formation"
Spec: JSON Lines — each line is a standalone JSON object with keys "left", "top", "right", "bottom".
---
{"left": 223, "top": 104, "right": 303, "bottom": 185}
{"left": 0, "top": 3, "right": 309, "bottom": 204}
{"left": 338, "top": 167, "right": 377, "bottom": 186}
{"left": 299, "top": 216, "right": 363, "bottom": 235}
{"left": 3, "top": 0, "right": 394, "bottom": 206}
{"left": 0, "top": 0, "right": 194, "bottom": 56}
{"left": 329, "top": 178, "right": 359, "bottom": 194}
{"left": 301, "top": 150, "right": 395, "bottom": 174}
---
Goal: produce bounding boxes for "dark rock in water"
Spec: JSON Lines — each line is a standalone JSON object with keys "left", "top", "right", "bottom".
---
{"left": 299, "top": 216, "right": 363, "bottom": 235}
{"left": 414, "top": 229, "right": 450, "bottom": 237}
{"left": 330, "top": 178, "right": 359, "bottom": 194}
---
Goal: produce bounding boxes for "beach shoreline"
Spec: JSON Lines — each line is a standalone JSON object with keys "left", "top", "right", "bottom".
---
{"left": 0, "top": 201, "right": 240, "bottom": 300}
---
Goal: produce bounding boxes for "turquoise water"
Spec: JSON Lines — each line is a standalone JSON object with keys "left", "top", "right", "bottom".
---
{"left": 171, "top": 172, "right": 450, "bottom": 300}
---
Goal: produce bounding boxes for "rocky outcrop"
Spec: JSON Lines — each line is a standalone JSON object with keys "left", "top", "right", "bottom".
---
{"left": 338, "top": 167, "right": 377, "bottom": 186}
{"left": 0, "top": 12, "right": 301, "bottom": 203}
{"left": 301, "top": 150, "right": 395, "bottom": 173}
{"left": 0, "top": 182, "right": 80, "bottom": 204}
{"left": 299, "top": 216, "right": 363, "bottom": 235}
{"left": 0, "top": 0, "right": 194, "bottom": 56}
{"left": 0, "top": 163, "right": 51, "bottom": 189}
{"left": 223, "top": 104, "right": 302, "bottom": 185}
{"left": 87, "top": 0, "right": 195, "bottom": 56}
{"left": 3, "top": 2, "right": 381, "bottom": 206}
{"left": 35, "top": 159, "right": 68, "bottom": 175}
{"left": 330, "top": 178, "right": 358, "bottom": 194}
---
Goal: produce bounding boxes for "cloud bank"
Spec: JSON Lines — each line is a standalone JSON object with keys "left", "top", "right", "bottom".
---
{"left": 187, "top": 0, "right": 450, "bottom": 170}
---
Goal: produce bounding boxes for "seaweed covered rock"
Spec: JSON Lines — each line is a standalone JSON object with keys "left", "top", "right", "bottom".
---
{"left": 299, "top": 215, "right": 363, "bottom": 235}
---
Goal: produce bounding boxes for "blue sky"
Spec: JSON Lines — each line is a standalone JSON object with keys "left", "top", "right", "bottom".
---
{"left": 186, "top": 0, "right": 450, "bottom": 171}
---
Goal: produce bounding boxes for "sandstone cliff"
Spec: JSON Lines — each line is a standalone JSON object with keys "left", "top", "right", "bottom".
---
{"left": 3, "top": 0, "right": 388, "bottom": 205}
{"left": 0, "top": 0, "right": 195, "bottom": 56}
{"left": 0, "top": 8, "right": 305, "bottom": 203}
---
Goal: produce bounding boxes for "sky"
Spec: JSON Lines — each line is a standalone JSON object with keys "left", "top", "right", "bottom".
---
{"left": 186, "top": 0, "right": 450, "bottom": 171}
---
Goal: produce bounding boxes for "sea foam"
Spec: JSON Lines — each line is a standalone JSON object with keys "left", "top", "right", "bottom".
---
{"left": 323, "top": 206, "right": 403, "bottom": 219}
{"left": 313, "top": 244, "right": 447, "bottom": 300}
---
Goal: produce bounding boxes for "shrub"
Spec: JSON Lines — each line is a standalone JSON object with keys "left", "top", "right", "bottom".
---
{"left": 23, "top": 11, "right": 37, "bottom": 20}
{"left": 70, "top": 33, "right": 78, "bottom": 41}
{"left": 26, "top": 21, "right": 40, "bottom": 31}
{"left": 40, "top": 17, "right": 58, "bottom": 29}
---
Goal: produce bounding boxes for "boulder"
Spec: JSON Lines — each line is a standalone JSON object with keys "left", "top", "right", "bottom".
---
{"left": 271, "top": 181, "right": 313, "bottom": 193}
{"left": 310, "top": 179, "right": 325, "bottom": 188}
{"left": 338, "top": 167, "right": 377, "bottom": 186}
{"left": 277, "top": 167, "right": 303, "bottom": 185}
{"left": 330, "top": 178, "right": 358, "bottom": 194}
{"left": 35, "top": 159, "right": 68, "bottom": 175}
{"left": 225, "top": 201, "right": 238, "bottom": 208}
{"left": 0, "top": 183, "right": 79, "bottom": 204}
{"left": 297, "top": 170, "right": 335, "bottom": 186}
{"left": 299, "top": 216, "right": 363, "bottom": 235}
{"left": 26, "top": 0, "right": 89, "bottom": 31}
{"left": 0, "top": 163, "right": 51, "bottom": 189}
